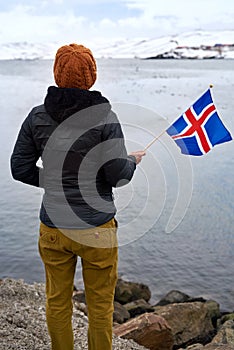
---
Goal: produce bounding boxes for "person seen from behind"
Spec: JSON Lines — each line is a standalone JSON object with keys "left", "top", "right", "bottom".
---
{"left": 10, "top": 43, "right": 145, "bottom": 350}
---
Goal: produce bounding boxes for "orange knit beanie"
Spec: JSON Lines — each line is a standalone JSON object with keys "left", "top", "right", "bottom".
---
{"left": 53, "top": 43, "right": 97, "bottom": 90}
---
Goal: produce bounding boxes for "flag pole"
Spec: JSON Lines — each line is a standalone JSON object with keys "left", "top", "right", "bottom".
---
{"left": 144, "top": 129, "right": 166, "bottom": 151}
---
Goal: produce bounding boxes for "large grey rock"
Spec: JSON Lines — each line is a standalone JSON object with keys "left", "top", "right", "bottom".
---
{"left": 113, "top": 312, "right": 174, "bottom": 350}
{"left": 212, "top": 320, "right": 234, "bottom": 345}
{"left": 154, "top": 301, "right": 219, "bottom": 347}
{"left": 124, "top": 299, "right": 154, "bottom": 318}
{"left": 115, "top": 278, "right": 151, "bottom": 304}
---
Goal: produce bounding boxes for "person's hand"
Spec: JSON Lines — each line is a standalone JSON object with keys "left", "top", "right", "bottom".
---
{"left": 129, "top": 150, "right": 146, "bottom": 165}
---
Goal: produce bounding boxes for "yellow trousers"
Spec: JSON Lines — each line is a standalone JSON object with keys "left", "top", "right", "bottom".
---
{"left": 38, "top": 218, "right": 118, "bottom": 350}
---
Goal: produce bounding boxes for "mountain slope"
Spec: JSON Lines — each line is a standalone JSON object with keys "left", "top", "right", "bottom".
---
{"left": 0, "top": 31, "right": 233, "bottom": 60}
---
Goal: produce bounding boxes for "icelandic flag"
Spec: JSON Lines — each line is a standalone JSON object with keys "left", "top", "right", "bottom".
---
{"left": 166, "top": 88, "right": 232, "bottom": 156}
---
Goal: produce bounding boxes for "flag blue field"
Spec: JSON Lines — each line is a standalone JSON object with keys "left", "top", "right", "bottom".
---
{"left": 166, "top": 88, "right": 232, "bottom": 156}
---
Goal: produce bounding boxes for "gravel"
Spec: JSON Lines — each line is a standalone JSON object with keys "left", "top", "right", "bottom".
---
{"left": 0, "top": 278, "right": 147, "bottom": 350}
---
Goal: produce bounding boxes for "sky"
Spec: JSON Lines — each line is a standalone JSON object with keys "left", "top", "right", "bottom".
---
{"left": 0, "top": 0, "right": 234, "bottom": 45}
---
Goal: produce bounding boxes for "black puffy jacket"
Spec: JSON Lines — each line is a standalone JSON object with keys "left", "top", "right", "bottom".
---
{"left": 11, "top": 87, "right": 136, "bottom": 228}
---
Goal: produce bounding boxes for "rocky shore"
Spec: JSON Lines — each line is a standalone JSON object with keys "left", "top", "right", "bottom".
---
{"left": 1, "top": 278, "right": 234, "bottom": 350}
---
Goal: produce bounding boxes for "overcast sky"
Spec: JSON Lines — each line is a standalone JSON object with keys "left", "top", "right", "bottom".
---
{"left": 0, "top": 0, "right": 234, "bottom": 44}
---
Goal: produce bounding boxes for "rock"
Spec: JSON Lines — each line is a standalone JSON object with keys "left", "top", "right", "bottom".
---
{"left": 179, "top": 345, "right": 234, "bottom": 350}
{"left": 124, "top": 299, "right": 154, "bottom": 318}
{"left": 156, "top": 290, "right": 208, "bottom": 306}
{"left": 0, "top": 278, "right": 148, "bottom": 350}
{"left": 73, "top": 289, "right": 86, "bottom": 304}
{"left": 114, "top": 301, "right": 131, "bottom": 324}
{"left": 189, "top": 297, "right": 207, "bottom": 303}
{"left": 188, "top": 345, "right": 204, "bottom": 350}
{"left": 115, "top": 278, "right": 151, "bottom": 304}
{"left": 206, "top": 300, "right": 221, "bottom": 327}
{"left": 220, "top": 314, "right": 234, "bottom": 325}
{"left": 113, "top": 312, "right": 174, "bottom": 350}
{"left": 212, "top": 320, "right": 234, "bottom": 345}
{"left": 156, "top": 290, "right": 191, "bottom": 306}
{"left": 154, "top": 301, "right": 219, "bottom": 348}
{"left": 178, "top": 344, "right": 204, "bottom": 350}
{"left": 204, "top": 345, "right": 234, "bottom": 350}
{"left": 73, "top": 290, "right": 88, "bottom": 315}
{"left": 73, "top": 301, "right": 88, "bottom": 316}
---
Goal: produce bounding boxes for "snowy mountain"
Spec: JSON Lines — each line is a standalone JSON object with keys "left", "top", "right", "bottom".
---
{"left": 93, "top": 31, "right": 234, "bottom": 59}
{"left": 0, "top": 31, "right": 233, "bottom": 60}
{"left": 0, "top": 42, "right": 58, "bottom": 60}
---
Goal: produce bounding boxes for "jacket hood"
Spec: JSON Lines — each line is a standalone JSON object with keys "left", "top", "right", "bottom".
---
{"left": 44, "top": 86, "right": 111, "bottom": 124}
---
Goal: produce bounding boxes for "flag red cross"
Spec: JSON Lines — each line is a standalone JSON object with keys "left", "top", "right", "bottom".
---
{"left": 172, "top": 104, "right": 216, "bottom": 153}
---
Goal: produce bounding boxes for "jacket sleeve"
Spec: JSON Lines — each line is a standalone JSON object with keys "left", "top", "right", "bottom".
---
{"left": 10, "top": 113, "right": 41, "bottom": 187}
{"left": 101, "top": 111, "right": 136, "bottom": 187}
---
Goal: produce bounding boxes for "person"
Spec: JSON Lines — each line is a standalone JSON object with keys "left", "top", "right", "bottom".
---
{"left": 10, "top": 43, "right": 145, "bottom": 350}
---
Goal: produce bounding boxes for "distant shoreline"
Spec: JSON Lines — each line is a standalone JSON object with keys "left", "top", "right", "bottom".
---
{"left": 1, "top": 278, "right": 234, "bottom": 350}
{"left": 1, "top": 30, "right": 234, "bottom": 60}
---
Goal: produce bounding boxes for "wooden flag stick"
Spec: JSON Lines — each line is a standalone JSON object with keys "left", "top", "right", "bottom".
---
{"left": 144, "top": 129, "right": 167, "bottom": 151}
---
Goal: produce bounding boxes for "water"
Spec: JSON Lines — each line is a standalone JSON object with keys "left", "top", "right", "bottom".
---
{"left": 0, "top": 59, "right": 233, "bottom": 311}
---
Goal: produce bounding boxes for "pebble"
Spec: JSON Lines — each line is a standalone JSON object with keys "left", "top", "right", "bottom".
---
{"left": 0, "top": 278, "right": 147, "bottom": 350}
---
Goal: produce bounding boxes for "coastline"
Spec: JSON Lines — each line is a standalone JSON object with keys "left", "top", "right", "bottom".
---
{"left": 1, "top": 278, "right": 234, "bottom": 350}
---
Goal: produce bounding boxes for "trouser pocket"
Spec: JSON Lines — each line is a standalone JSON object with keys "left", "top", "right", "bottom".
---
{"left": 39, "top": 223, "right": 61, "bottom": 261}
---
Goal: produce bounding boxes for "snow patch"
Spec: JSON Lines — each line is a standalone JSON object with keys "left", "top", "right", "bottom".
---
{"left": 0, "top": 31, "right": 233, "bottom": 60}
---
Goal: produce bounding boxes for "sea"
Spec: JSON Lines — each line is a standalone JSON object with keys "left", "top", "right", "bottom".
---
{"left": 0, "top": 58, "right": 233, "bottom": 311}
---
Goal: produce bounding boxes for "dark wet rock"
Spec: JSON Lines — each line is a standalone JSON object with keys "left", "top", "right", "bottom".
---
{"left": 156, "top": 290, "right": 208, "bottom": 306}
{"left": 73, "top": 289, "right": 86, "bottom": 304}
{"left": 156, "top": 290, "right": 191, "bottom": 306}
{"left": 124, "top": 299, "right": 154, "bottom": 318}
{"left": 115, "top": 278, "right": 151, "bottom": 304}
{"left": 113, "top": 301, "right": 131, "bottom": 324}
